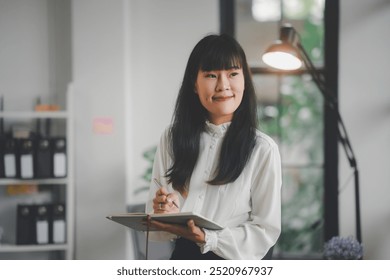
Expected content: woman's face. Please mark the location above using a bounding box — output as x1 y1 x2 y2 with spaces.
195 67 245 125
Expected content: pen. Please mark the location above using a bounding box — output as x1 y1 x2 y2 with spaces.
153 178 179 209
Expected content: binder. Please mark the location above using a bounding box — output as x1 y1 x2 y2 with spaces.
16 204 36 245
0 136 5 178
35 138 52 178
52 137 67 178
0 96 4 178
18 138 35 179
35 204 50 244
34 110 53 178
51 203 66 243
3 137 18 178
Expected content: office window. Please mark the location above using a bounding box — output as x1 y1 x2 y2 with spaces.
235 0 326 257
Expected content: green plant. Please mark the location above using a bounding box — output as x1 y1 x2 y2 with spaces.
133 146 157 196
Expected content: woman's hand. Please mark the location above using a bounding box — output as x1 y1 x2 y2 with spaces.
148 218 206 244
151 185 205 243
152 186 180 214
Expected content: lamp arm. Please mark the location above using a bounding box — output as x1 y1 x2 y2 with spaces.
297 42 362 243
297 43 333 103
335 108 362 244
297 42 357 167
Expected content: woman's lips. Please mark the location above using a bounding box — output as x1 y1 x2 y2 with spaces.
212 95 234 102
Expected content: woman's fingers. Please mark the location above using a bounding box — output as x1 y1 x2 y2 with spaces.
156 186 169 196
149 219 205 243
153 187 180 213
166 192 180 209
187 219 195 230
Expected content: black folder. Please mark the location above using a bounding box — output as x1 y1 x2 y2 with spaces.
0 96 4 178
16 204 36 245
51 203 66 243
35 204 50 244
3 137 18 178
0 136 5 178
18 138 35 179
35 138 52 178
51 138 67 178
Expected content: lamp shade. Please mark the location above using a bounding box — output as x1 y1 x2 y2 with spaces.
262 39 302 70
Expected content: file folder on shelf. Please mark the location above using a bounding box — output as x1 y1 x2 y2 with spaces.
0 136 5 178
3 137 18 178
51 203 66 243
35 138 52 178
16 204 36 245
35 204 50 244
0 96 4 178
52 138 67 178
18 138 35 179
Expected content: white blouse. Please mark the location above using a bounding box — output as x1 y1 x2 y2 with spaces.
146 121 282 260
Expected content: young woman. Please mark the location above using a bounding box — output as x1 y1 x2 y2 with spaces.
146 34 282 260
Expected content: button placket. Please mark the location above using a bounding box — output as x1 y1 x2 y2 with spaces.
210 138 216 150
205 137 217 178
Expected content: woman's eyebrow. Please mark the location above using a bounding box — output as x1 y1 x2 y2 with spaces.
202 66 241 71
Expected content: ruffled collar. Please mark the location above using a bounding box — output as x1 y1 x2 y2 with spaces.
205 121 231 138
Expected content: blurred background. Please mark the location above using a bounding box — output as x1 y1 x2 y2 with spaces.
0 0 389 260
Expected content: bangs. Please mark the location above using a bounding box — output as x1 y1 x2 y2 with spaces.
198 38 244 71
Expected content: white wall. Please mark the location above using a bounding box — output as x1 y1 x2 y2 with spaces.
71 0 127 259
339 0 390 259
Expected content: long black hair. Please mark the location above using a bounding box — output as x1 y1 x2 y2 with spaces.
166 34 258 193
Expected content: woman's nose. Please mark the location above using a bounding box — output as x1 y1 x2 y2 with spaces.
216 75 230 91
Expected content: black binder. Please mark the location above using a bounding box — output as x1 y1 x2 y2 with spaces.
3 137 18 178
52 137 67 178
35 204 50 244
0 136 5 178
35 138 52 178
16 204 36 245
18 138 35 179
51 203 66 243
0 96 4 178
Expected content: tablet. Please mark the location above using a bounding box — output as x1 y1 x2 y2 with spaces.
107 212 223 231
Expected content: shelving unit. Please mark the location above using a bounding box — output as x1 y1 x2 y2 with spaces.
0 85 74 260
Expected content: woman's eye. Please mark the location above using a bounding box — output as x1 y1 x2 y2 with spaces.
230 72 239 77
205 73 217 78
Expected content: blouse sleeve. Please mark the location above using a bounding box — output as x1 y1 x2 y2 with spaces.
199 139 282 259
145 127 177 241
